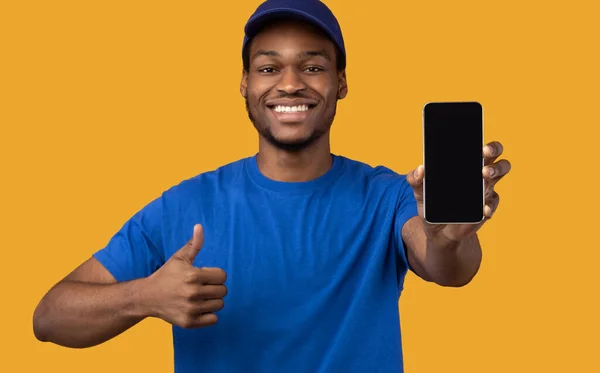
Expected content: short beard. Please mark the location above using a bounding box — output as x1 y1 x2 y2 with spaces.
245 98 335 153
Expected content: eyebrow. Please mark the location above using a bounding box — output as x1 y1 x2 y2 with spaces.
300 50 331 61
253 50 281 60
252 49 331 62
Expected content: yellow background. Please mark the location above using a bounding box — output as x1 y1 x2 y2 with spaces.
1 0 598 372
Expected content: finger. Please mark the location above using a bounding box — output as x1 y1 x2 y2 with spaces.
484 192 500 219
196 313 218 327
174 224 204 264
199 284 228 299
180 313 218 329
483 141 504 165
197 299 225 314
181 283 227 302
198 267 227 285
406 165 424 202
483 159 512 189
185 299 225 317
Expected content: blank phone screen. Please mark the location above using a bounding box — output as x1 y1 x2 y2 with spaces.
423 102 484 223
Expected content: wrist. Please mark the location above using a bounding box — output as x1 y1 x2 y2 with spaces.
427 235 460 254
125 277 159 320
428 231 477 253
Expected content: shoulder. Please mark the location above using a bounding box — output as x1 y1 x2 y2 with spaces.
161 157 250 202
337 155 411 193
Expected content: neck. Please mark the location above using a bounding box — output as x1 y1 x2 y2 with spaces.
256 134 333 182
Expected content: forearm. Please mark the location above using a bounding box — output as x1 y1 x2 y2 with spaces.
33 278 153 348
423 234 483 287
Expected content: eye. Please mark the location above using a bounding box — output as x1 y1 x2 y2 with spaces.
258 67 276 73
305 66 324 73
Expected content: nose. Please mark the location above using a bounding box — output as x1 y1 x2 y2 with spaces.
276 68 306 95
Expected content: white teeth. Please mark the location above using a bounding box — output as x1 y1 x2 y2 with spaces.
273 105 310 113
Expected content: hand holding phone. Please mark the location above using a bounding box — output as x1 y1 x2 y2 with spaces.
405 101 512 244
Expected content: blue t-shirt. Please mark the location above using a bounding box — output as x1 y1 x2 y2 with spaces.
93 154 418 373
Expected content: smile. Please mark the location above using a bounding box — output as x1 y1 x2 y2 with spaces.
266 103 316 123
273 105 310 113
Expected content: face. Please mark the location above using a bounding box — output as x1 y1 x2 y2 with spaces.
241 20 348 152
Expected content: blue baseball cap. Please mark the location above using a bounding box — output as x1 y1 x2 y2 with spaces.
242 0 346 69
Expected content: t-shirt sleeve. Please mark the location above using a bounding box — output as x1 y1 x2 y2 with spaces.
393 178 419 271
93 196 166 283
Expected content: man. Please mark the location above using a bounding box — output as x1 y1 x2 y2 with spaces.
33 1 511 372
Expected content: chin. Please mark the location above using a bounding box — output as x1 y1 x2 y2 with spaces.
272 128 313 140
272 131 313 144
264 129 323 152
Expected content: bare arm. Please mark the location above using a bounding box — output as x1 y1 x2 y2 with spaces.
401 216 482 287
32 257 152 348
33 225 227 349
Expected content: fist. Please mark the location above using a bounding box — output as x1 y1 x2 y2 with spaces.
146 224 227 329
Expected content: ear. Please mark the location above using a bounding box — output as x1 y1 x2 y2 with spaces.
240 69 249 98
337 70 348 100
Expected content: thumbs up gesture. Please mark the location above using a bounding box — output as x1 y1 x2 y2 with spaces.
145 224 227 329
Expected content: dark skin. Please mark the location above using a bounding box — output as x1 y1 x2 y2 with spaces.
241 20 347 182
32 19 511 349
33 225 225 348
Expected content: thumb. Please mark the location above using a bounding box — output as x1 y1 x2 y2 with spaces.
406 165 424 203
176 224 204 264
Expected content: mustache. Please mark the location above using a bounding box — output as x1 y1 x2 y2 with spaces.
266 92 318 100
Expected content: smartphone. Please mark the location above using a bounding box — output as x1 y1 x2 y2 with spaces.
423 102 484 224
